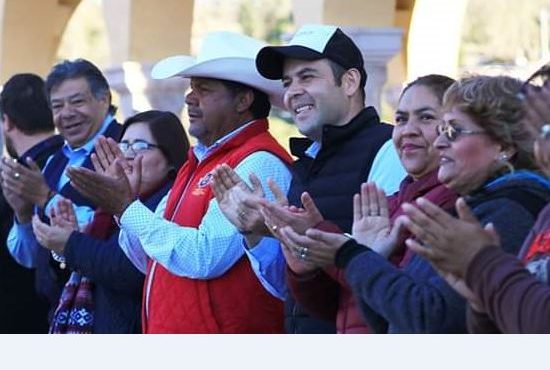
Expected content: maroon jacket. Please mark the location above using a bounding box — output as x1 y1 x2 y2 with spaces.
466 203 550 333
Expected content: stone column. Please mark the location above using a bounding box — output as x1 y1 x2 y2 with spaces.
342 27 402 112
104 62 189 120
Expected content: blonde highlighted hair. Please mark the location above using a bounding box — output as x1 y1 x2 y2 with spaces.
443 75 536 171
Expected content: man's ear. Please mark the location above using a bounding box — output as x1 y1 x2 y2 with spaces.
341 68 362 97
2 114 13 132
235 89 255 114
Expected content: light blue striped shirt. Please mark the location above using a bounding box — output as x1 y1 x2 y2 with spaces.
117 121 292 279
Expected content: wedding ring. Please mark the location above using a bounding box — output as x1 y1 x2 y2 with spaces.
271 225 278 232
13 172 20 179
239 210 246 218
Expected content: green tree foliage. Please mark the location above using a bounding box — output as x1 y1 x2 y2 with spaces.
238 0 293 44
461 0 550 65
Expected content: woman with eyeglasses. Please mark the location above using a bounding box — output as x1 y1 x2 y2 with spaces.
31 110 190 333
279 75 550 333
401 72 550 333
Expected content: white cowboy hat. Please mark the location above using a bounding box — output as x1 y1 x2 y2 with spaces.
151 31 284 107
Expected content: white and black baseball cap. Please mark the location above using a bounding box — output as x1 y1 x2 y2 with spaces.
256 24 366 88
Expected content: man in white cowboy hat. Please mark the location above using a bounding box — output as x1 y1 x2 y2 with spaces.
65 31 293 333
212 24 406 334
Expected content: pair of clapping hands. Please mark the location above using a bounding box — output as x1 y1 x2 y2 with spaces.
31 136 143 256
211 165 404 275
0 156 53 223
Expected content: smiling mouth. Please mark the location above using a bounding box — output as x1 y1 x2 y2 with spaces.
294 104 313 115
64 122 82 131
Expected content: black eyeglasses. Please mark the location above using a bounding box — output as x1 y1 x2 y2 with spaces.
118 140 160 154
521 63 550 94
436 123 486 142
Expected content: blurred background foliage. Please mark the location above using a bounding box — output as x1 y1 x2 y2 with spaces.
57 0 550 149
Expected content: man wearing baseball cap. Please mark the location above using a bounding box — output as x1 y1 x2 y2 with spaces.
239 24 406 333
66 31 293 333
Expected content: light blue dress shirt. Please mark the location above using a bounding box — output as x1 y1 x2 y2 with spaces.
7 115 114 268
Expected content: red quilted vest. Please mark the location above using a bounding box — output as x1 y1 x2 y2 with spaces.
143 119 292 333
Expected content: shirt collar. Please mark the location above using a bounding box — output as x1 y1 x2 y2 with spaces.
62 114 114 157
304 141 321 159
193 120 255 162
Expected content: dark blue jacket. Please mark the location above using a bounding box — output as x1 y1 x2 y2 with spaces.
63 180 172 333
0 135 64 333
336 172 550 333
285 107 393 334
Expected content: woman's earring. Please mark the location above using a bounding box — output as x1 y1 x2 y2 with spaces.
497 152 515 174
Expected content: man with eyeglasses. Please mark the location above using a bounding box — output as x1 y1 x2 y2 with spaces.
4 59 122 323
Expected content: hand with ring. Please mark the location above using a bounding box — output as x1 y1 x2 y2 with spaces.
211 164 271 241
278 225 350 269
0 156 52 209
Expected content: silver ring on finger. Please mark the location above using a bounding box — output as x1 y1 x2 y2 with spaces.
13 172 20 179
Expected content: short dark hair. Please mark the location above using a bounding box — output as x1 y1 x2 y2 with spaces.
45 58 117 115
0 73 54 134
401 74 455 104
328 60 366 101
121 110 190 178
219 79 271 119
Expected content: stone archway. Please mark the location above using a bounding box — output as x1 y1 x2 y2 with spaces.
0 0 81 80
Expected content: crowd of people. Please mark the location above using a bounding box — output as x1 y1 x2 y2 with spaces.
0 23 548 334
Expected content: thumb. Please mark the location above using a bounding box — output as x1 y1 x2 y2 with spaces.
483 222 501 246
301 192 321 217
25 157 41 172
455 197 478 224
